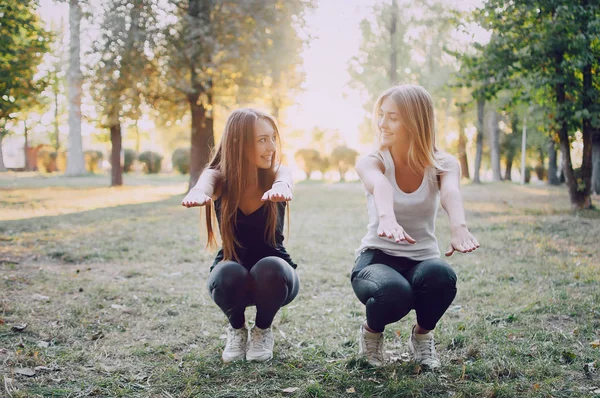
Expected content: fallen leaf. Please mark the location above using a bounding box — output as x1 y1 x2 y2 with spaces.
346 387 356 393
282 387 298 393
15 368 36 377
0 319 4 325
111 304 124 310
32 294 50 302
562 350 576 363
279 330 286 339
37 341 50 349
590 340 600 348
11 323 27 332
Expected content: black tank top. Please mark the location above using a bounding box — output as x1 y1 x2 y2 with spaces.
211 198 296 271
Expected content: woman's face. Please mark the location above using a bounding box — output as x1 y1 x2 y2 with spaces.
378 96 408 147
251 118 277 169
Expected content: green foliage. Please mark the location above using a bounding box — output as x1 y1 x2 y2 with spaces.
348 0 459 112
171 148 190 175
123 149 136 173
84 150 103 174
36 147 60 173
294 148 327 180
138 151 162 174
155 0 312 137
0 0 52 138
330 146 359 182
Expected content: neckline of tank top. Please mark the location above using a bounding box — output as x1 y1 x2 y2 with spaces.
383 149 431 196
235 201 286 217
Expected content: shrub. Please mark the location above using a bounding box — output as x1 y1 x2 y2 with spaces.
171 148 190 174
84 150 103 173
138 151 163 174
330 146 359 181
123 149 137 173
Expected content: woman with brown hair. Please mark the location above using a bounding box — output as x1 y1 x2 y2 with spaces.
182 108 298 363
352 85 479 369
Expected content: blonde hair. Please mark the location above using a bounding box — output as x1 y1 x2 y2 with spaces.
373 84 447 174
204 108 282 263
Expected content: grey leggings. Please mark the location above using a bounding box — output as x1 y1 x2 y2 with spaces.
351 249 457 333
207 256 299 329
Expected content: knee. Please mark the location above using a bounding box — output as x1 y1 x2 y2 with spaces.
354 269 412 307
374 280 413 308
415 260 457 290
251 257 289 285
208 261 247 293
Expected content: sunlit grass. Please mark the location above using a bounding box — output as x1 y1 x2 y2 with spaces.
1 176 599 397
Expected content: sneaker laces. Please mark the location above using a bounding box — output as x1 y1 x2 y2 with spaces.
416 336 437 362
226 327 246 352
251 328 271 350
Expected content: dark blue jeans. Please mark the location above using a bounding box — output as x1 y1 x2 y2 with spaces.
351 249 457 333
208 256 299 329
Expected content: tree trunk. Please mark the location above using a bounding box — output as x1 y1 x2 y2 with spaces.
54 89 60 152
504 157 513 181
65 0 85 175
0 133 6 172
555 52 591 209
558 150 566 183
592 129 600 195
504 114 518 181
188 99 214 190
135 119 140 154
23 120 30 171
388 0 398 84
271 71 281 119
547 138 559 185
578 53 593 206
473 98 485 183
489 111 502 181
457 104 470 179
110 123 123 186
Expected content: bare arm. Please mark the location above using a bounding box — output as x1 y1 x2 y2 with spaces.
262 165 293 202
356 156 415 244
439 156 480 256
181 168 220 208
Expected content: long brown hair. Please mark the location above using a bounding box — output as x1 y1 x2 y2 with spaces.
373 84 448 175
204 108 282 263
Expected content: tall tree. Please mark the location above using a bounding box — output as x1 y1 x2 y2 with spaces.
158 0 310 190
0 0 51 171
476 0 599 209
90 0 157 186
64 0 85 175
456 102 470 179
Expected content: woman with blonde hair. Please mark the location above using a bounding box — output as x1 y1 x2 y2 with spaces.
352 85 479 369
182 108 298 363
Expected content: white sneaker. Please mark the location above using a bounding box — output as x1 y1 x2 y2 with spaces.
358 324 385 367
408 325 441 370
246 326 274 362
222 325 247 363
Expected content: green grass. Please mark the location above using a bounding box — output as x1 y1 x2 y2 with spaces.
1 175 599 397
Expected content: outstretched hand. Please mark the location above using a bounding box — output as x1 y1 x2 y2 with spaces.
445 227 480 256
181 189 212 208
261 183 292 202
377 217 416 244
